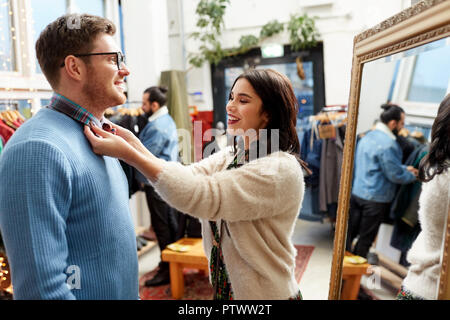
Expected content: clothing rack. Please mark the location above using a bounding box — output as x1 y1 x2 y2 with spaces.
297 111 347 224
105 106 144 117
0 110 26 147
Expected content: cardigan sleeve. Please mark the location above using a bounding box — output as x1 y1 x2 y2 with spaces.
152 152 304 222
0 140 75 300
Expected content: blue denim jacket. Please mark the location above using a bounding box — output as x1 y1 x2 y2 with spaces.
352 125 416 203
136 110 178 185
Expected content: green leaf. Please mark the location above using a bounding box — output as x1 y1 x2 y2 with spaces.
239 35 259 49
260 20 284 39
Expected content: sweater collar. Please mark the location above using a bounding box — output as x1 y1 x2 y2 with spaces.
375 121 396 140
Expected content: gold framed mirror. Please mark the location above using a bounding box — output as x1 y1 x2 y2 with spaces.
329 0 450 300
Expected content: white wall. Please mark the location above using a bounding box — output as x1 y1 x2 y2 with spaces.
166 0 411 111
357 58 398 134
121 0 171 103
121 0 172 230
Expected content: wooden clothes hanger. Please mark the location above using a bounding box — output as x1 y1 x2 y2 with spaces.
12 110 25 123
2 111 15 123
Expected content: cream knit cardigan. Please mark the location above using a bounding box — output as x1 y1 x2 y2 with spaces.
152 147 305 299
402 167 450 299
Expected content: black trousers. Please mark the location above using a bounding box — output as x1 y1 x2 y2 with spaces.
144 185 179 270
346 195 391 258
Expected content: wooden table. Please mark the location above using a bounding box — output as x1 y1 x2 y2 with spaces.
341 252 371 300
161 238 209 299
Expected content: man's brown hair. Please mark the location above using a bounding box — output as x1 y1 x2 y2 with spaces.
35 13 116 89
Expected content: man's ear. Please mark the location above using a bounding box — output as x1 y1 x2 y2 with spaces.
387 119 397 131
62 55 84 81
151 101 160 112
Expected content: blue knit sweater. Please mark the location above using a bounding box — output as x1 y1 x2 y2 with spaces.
0 108 138 300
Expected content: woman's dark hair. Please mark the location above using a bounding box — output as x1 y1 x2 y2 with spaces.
380 103 404 124
144 86 168 106
229 69 308 169
418 94 450 182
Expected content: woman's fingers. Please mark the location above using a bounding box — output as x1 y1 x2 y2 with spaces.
84 125 114 155
84 125 98 142
112 123 135 141
90 123 114 138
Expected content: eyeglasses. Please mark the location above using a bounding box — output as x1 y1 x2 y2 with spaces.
60 52 126 70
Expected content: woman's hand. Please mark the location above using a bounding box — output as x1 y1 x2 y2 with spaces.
84 124 138 163
84 124 164 182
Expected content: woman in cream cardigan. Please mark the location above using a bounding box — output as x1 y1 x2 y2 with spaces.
398 94 450 300
85 69 307 300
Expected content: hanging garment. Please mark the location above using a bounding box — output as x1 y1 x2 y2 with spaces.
0 121 15 144
299 185 323 222
299 122 324 221
390 145 428 252
300 122 322 187
319 124 345 213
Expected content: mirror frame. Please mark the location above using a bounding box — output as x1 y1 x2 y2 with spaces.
328 0 450 300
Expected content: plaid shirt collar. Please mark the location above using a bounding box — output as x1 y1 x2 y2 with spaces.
47 93 103 127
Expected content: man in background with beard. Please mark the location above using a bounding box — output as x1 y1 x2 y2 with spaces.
346 103 418 259
0 14 138 299
137 86 180 287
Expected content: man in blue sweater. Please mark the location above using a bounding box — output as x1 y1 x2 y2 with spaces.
0 14 138 299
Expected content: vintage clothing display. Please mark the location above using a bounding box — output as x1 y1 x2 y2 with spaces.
297 112 346 222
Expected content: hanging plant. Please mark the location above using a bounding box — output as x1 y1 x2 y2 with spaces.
188 0 230 68
260 20 285 39
238 35 260 52
287 13 320 51
189 0 320 68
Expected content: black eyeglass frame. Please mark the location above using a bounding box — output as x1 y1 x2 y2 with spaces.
60 51 126 70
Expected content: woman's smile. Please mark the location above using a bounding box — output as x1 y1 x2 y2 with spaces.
227 114 241 125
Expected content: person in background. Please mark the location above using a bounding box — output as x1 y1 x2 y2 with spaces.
0 14 138 299
398 94 450 300
346 103 418 258
84 69 306 300
138 86 180 287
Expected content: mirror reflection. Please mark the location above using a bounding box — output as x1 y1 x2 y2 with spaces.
344 37 450 300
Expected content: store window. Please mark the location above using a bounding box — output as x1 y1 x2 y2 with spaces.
31 0 66 73
407 41 450 104
0 99 32 118
31 0 105 73
0 0 16 72
71 0 105 17
390 37 449 119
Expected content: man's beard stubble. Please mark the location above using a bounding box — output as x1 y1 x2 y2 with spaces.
82 68 126 117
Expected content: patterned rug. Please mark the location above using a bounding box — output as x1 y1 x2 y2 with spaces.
139 244 315 300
